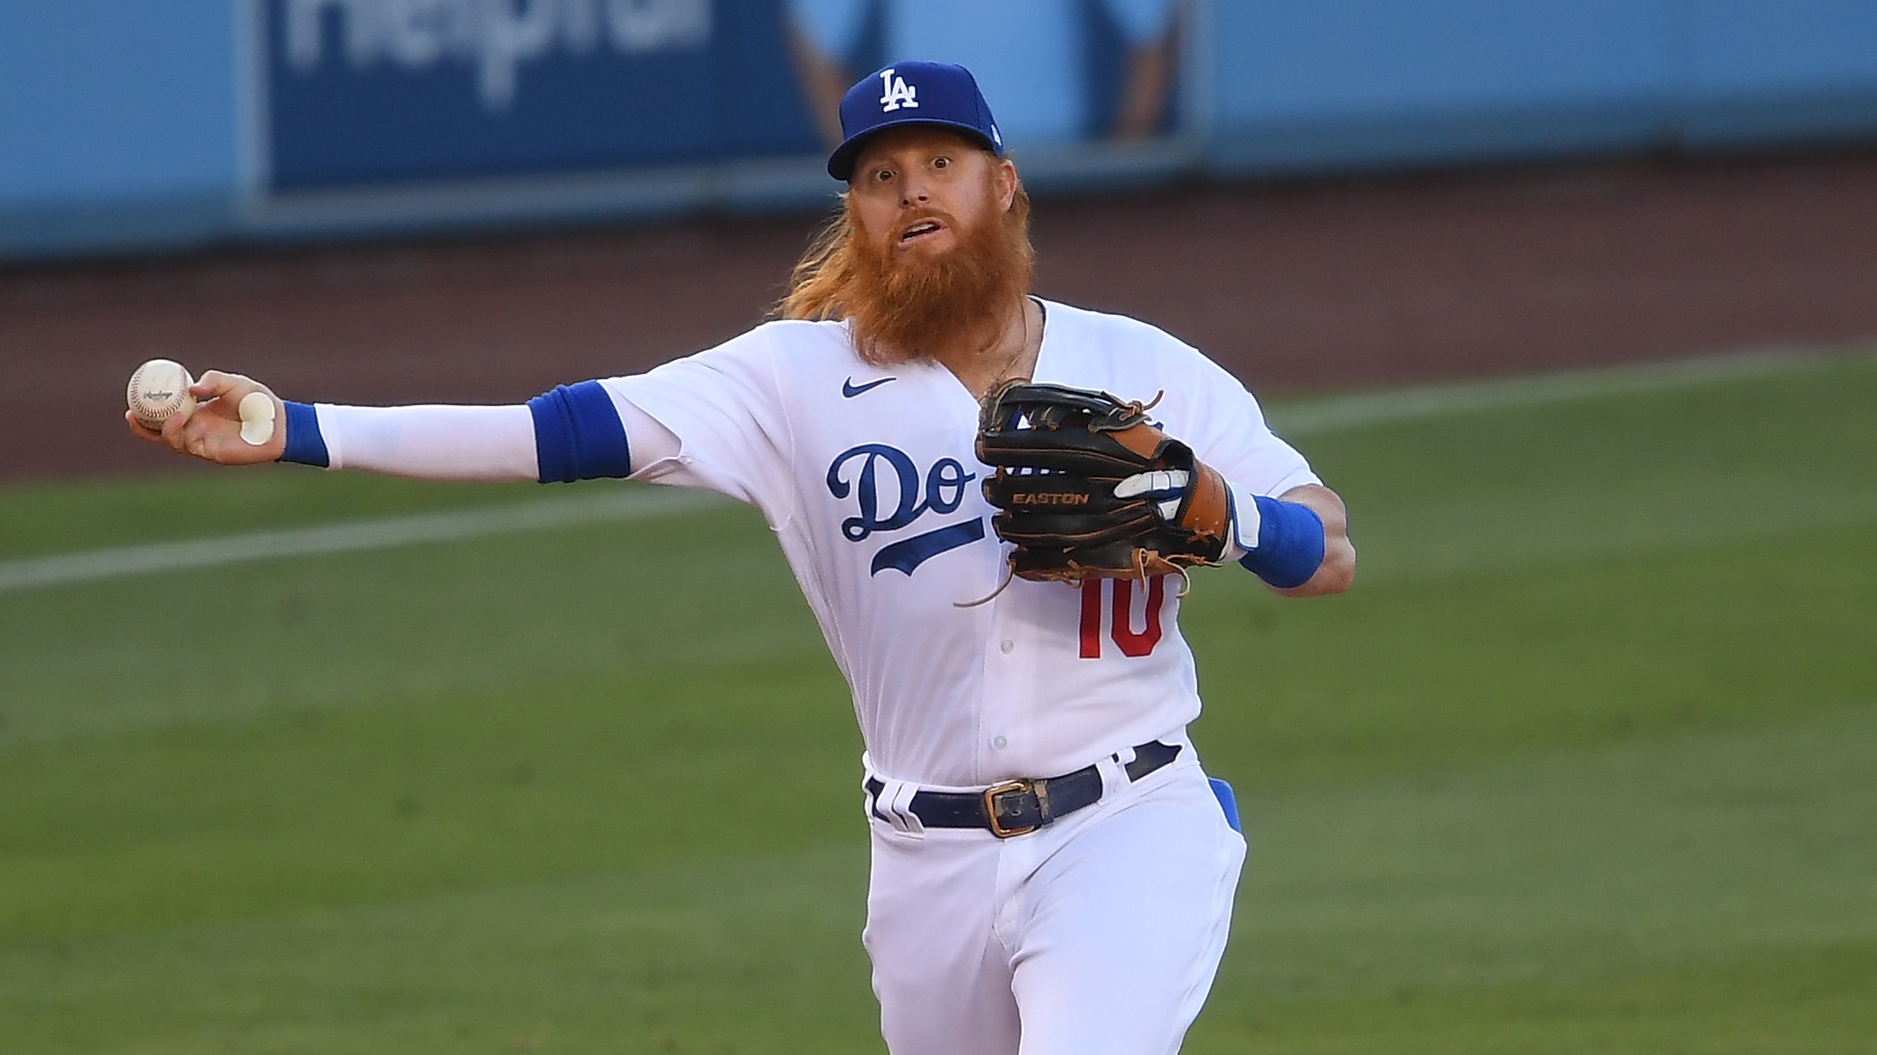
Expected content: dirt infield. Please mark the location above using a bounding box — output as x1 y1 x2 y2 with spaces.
7 150 1877 481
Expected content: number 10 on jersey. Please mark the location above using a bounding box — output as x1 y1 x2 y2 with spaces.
1078 577 1168 658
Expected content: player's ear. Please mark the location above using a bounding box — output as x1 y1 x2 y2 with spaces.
994 158 1018 212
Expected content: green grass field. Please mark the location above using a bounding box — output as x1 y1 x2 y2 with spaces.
2 352 1873 1053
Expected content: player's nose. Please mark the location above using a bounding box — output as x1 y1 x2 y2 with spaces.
898 175 932 206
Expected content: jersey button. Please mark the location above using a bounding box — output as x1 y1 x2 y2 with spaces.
992 736 1008 750
999 639 1014 654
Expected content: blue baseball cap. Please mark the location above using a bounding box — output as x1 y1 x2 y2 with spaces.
827 61 1005 181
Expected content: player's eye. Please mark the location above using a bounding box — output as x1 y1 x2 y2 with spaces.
932 156 951 170
872 167 895 183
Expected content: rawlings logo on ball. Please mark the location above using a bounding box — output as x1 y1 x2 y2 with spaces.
126 359 196 431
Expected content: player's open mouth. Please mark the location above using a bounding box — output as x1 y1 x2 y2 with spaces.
899 220 943 244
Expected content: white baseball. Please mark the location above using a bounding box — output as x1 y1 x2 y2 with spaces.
127 359 195 431
238 391 277 446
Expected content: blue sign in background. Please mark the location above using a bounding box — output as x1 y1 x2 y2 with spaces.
266 0 822 190
7 0 1877 257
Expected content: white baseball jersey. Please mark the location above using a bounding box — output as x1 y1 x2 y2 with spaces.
604 299 1319 789
304 298 1316 788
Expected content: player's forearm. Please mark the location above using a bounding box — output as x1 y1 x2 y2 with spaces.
1265 485 1355 597
281 402 539 481
281 380 650 484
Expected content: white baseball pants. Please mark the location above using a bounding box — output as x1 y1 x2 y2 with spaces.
862 755 1246 1055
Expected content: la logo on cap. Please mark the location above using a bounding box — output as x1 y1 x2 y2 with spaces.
879 67 919 113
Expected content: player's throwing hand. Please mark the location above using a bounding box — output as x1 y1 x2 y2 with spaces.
126 369 286 466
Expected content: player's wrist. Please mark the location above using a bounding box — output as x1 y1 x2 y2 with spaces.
279 401 331 467
1231 491 1326 589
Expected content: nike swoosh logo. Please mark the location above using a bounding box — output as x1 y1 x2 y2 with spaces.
842 376 897 398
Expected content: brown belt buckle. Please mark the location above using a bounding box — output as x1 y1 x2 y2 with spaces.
984 779 1039 838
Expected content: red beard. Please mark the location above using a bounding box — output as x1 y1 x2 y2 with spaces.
843 200 1034 366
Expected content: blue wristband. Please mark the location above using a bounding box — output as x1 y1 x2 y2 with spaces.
1239 495 1325 589
279 401 330 467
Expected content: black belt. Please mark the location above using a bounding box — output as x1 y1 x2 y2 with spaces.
866 740 1182 838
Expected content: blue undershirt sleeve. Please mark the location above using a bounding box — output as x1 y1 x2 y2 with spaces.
1239 495 1326 589
279 401 330 468
528 381 632 484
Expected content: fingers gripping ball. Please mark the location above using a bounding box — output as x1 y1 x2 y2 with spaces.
126 359 196 431
975 381 1230 584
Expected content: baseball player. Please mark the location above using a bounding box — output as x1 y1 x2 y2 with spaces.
133 61 1354 1055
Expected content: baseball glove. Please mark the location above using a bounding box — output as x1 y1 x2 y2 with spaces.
975 381 1230 584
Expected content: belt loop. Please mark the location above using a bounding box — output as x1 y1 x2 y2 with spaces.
873 776 926 837
1095 752 1129 801
858 754 878 823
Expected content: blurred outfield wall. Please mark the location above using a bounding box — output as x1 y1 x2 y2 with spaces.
4 0 1877 260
